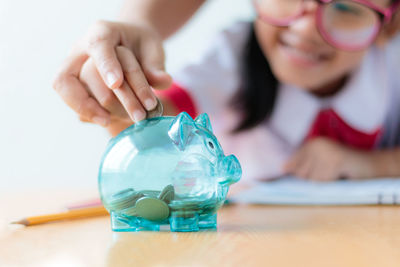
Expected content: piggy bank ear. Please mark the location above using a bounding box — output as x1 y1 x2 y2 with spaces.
168 112 195 151
195 113 212 132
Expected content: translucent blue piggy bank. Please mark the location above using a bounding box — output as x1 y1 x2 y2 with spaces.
98 112 241 232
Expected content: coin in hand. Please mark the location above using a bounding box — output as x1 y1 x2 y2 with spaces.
146 98 163 119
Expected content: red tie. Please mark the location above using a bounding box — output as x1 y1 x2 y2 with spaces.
305 108 382 150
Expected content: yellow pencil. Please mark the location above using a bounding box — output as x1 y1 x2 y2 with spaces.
11 206 109 226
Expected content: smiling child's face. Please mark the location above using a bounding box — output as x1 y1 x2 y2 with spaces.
255 0 394 93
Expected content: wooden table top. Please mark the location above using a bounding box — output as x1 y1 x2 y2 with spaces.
1 189 400 267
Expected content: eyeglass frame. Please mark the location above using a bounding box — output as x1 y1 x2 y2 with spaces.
253 0 400 51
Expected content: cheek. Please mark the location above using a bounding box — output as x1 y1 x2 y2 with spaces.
254 21 280 60
329 52 366 76
296 51 367 90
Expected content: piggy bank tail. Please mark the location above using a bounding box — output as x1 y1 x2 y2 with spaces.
217 155 242 186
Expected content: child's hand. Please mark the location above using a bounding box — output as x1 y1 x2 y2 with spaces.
78 47 150 126
283 137 373 181
53 21 172 127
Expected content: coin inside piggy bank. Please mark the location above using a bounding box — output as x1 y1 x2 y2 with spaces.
98 112 242 232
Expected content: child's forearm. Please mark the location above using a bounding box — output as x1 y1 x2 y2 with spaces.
118 0 205 39
363 148 400 178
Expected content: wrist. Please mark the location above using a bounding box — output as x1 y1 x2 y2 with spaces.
116 10 163 39
117 18 157 32
339 149 368 180
367 149 400 178
347 149 400 179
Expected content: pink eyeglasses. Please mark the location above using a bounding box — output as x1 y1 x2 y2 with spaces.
254 0 400 51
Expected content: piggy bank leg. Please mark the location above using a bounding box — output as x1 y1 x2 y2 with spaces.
169 210 200 232
111 212 160 232
198 213 217 229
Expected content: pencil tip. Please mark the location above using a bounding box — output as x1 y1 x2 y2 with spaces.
10 219 28 226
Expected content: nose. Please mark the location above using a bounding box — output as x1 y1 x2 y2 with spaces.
303 0 318 14
288 1 325 46
217 155 242 186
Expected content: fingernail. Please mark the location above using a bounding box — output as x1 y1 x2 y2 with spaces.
133 110 146 123
106 72 118 88
93 116 109 127
152 69 166 76
144 98 157 110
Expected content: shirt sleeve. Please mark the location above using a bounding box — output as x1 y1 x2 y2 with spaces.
156 82 198 119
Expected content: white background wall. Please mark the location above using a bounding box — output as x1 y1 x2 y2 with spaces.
0 0 254 191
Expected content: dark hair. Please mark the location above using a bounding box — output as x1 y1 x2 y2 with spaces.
230 23 278 132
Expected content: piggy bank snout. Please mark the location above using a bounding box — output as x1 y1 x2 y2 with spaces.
217 155 241 185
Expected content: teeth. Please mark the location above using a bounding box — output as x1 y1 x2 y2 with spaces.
285 45 320 62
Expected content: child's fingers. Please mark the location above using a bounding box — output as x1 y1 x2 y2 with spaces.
86 21 124 90
305 156 326 181
53 50 110 127
116 46 157 111
282 159 295 174
113 81 147 123
80 58 128 119
137 34 172 90
310 165 334 181
295 157 313 179
283 148 304 174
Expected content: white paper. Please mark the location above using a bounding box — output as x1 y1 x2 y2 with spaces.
229 177 400 205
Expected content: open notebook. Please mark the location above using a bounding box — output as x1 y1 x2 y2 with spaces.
229 177 400 205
